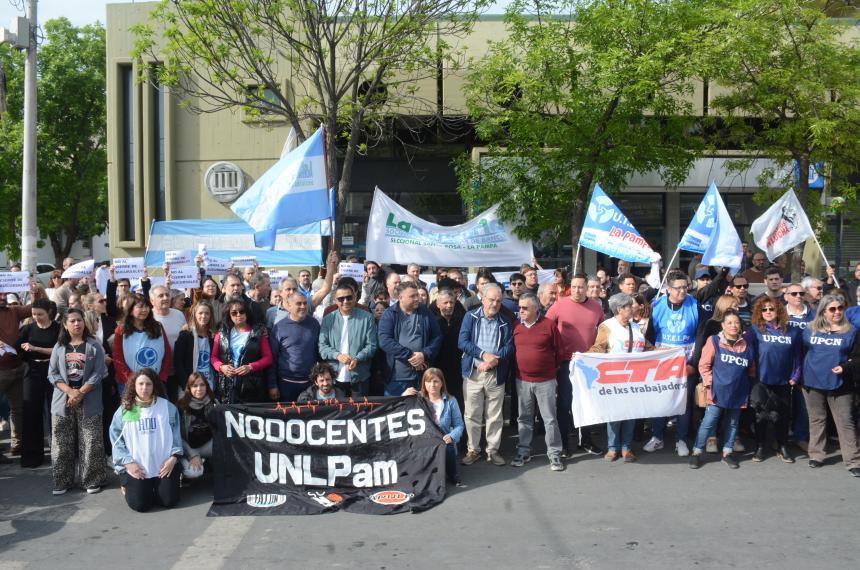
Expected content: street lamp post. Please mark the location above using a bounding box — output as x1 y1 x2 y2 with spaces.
20 0 38 273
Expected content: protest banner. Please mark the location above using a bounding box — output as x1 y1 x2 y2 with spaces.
204 257 231 276
113 257 145 280
578 184 655 264
266 270 291 288
0 272 30 293
169 266 200 289
569 348 687 427
338 262 365 281
61 259 94 279
366 188 533 266
208 398 447 516
230 256 258 268
164 249 195 266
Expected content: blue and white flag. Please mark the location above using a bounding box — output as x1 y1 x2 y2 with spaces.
579 184 654 264
231 127 330 235
678 182 719 254
701 188 742 272
145 219 323 267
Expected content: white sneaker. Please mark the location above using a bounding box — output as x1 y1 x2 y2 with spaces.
705 437 719 453
676 440 690 457
733 438 745 453
643 437 664 453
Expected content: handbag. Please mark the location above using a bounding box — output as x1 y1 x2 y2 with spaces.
695 382 708 408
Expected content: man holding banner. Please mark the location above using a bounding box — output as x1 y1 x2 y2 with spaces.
643 270 701 457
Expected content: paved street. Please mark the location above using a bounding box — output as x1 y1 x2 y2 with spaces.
1 425 857 570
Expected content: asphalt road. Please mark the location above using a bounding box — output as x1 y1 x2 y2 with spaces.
1 425 857 570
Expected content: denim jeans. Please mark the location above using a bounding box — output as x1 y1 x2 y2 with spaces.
445 442 460 483
694 405 741 454
650 376 695 444
791 385 809 441
607 420 635 452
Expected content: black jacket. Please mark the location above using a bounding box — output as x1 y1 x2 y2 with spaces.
174 329 214 391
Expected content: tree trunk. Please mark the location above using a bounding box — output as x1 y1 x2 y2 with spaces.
792 154 811 282
570 173 595 272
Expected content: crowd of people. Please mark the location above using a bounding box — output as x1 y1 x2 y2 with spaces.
1 249 859 512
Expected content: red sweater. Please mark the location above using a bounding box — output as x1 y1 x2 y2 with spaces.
513 316 562 382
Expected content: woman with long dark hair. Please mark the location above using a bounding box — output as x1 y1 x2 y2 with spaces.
211 299 272 403
48 309 108 495
801 293 860 476
112 294 171 396
110 368 183 511
17 299 60 467
177 372 215 480
748 295 801 463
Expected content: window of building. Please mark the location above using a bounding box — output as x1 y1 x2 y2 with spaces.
245 85 281 115
152 74 166 221
120 65 135 241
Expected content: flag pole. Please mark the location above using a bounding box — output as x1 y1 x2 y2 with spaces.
655 246 680 297
572 244 581 275
810 233 839 288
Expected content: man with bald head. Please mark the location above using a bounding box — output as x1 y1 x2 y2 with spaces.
150 285 186 400
269 291 320 401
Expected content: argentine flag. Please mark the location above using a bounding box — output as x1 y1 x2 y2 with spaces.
232 127 331 239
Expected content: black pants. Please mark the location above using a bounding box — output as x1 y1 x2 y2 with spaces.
754 384 792 447
123 467 181 512
21 362 51 468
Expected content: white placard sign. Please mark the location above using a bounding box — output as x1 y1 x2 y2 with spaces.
113 257 145 280
169 266 200 289
164 249 195 266
205 257 230 276
266 270 292 288
61 259 94 279
230 255 257 267
338 262 365 281
0 272 30 293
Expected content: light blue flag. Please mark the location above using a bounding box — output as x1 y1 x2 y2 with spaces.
231 127 331 236
678 182 719 254
701 188 742 272
578 184 654 264
145 219 323 267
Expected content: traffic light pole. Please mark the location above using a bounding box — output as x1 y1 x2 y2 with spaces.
20 0 37 272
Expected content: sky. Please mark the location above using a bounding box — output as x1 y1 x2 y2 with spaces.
0 0 511 29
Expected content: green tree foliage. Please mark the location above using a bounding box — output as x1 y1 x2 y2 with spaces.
457 0 708 260
133 0 490 247
0 18 107 265
703 0 860 248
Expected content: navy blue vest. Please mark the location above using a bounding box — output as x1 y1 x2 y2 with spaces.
802 327 857 391
751 325 801 386
710 336 754 409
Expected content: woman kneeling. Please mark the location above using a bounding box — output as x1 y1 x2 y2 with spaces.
110 368 183 511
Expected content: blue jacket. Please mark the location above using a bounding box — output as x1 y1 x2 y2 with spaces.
458 306 515 385
433 394 464 444
378 302 442 384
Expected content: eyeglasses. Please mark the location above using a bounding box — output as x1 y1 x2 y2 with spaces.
761 307 775 313
827 306 844 313
809 286 823 290
517 305 531 311
669 285 688 291
786 291 803 297
230 310 246 316
336 295 354 302
732 284 749 289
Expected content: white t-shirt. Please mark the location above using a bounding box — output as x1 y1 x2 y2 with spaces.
337 315 350 384
155 309 186 351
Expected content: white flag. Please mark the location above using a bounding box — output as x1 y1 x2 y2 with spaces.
750 189 815 261
701 189 742 272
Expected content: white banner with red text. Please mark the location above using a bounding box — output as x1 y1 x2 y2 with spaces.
570 348 688 427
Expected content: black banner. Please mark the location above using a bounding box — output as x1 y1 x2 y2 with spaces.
207 397 447 515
